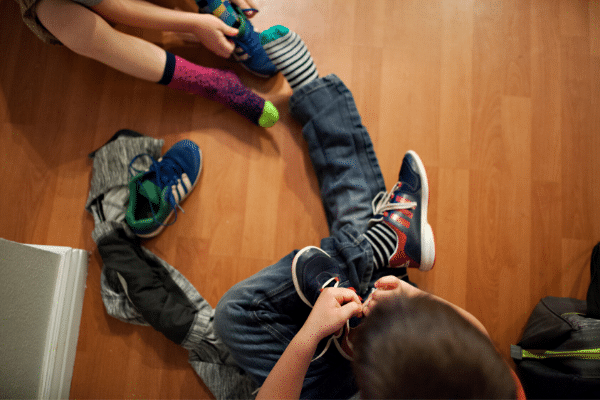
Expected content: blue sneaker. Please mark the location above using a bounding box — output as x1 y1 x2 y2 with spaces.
291 246 346 308
230 5 278 78
126 140 202 238
291 246 356 361
196 1 277 77
369 150 435 271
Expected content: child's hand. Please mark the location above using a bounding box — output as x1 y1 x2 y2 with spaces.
230 0 259 18
362 275 421 317
299 287 362 344
193 14 239 58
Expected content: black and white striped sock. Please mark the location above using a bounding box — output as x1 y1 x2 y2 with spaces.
261 26 319 91
364 223 397 270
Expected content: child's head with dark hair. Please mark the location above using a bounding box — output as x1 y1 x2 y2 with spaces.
352 294 516 399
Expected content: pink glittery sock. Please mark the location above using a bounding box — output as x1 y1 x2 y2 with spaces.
166 55 266 125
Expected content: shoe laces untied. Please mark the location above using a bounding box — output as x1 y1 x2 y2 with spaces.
128 153 187 228
311 276 350 362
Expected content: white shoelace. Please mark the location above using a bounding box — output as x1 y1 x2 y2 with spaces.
310 277 342 362
312 321 347 362
371 182 417 215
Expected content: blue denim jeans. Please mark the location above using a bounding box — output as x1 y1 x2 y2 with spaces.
214 75 389 399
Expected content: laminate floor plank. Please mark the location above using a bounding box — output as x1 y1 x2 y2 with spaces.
0 0 597 397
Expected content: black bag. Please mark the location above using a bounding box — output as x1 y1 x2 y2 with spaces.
511 243 600 399
587 243 600 319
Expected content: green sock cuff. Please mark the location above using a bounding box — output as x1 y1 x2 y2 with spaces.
258 101 279 128
260 25 290 45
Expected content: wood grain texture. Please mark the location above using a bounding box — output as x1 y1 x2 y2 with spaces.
531 0 561 182
1 0 598 397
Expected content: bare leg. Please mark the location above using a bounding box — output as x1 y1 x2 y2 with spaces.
35 0 279 127
37 0 166 82
90 0 237 58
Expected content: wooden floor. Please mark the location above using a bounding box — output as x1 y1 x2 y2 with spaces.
1 0 599 397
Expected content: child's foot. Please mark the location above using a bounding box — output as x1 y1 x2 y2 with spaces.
197 0 278 77
292 246 352 361
291 246 356 361
165 55 278 127
197 0 239 26
365 151 436 271
292 246 344 308
230 5 278 77
260 26 319 91
257 101 278 128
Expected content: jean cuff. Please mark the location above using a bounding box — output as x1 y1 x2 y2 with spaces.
288 74 344 113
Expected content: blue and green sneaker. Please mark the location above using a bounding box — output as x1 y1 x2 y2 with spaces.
197 0 277 77
126 140 202 238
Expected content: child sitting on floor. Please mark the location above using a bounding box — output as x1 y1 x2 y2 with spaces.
17 0 279 127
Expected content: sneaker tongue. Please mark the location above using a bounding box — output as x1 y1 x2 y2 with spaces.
139 180 162 206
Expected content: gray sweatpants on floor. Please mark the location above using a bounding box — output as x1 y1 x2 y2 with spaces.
84 130 257 399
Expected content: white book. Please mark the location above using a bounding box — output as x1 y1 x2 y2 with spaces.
0 238 89 399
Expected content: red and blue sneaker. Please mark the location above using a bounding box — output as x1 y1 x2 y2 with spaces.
369 150 435 271
126 140 202 238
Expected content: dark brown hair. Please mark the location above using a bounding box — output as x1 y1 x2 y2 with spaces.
352 295 516 399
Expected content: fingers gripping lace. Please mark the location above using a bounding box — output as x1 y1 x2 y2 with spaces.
312 320 349 362
319 276 340 292
232 4 263 54
311 277 343 362
371 182 417 215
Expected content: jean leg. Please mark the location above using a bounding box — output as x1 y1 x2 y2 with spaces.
214 252 358 398
289 74 386 236
214 75 384 399
214 252 308 386
215 228 371 398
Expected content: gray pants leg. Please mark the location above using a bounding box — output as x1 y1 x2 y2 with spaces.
85 130 256 399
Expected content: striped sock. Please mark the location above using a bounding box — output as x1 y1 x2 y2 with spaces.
260 26 318 91
364 223 397 270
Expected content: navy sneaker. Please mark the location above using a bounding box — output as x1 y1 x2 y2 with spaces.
229 5 278 77
369 150 435 271
196 1 277 77
126 140 202 238
291 246 357 361
292 246 345 308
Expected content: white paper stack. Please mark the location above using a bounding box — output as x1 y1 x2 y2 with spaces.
0 238 89 399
